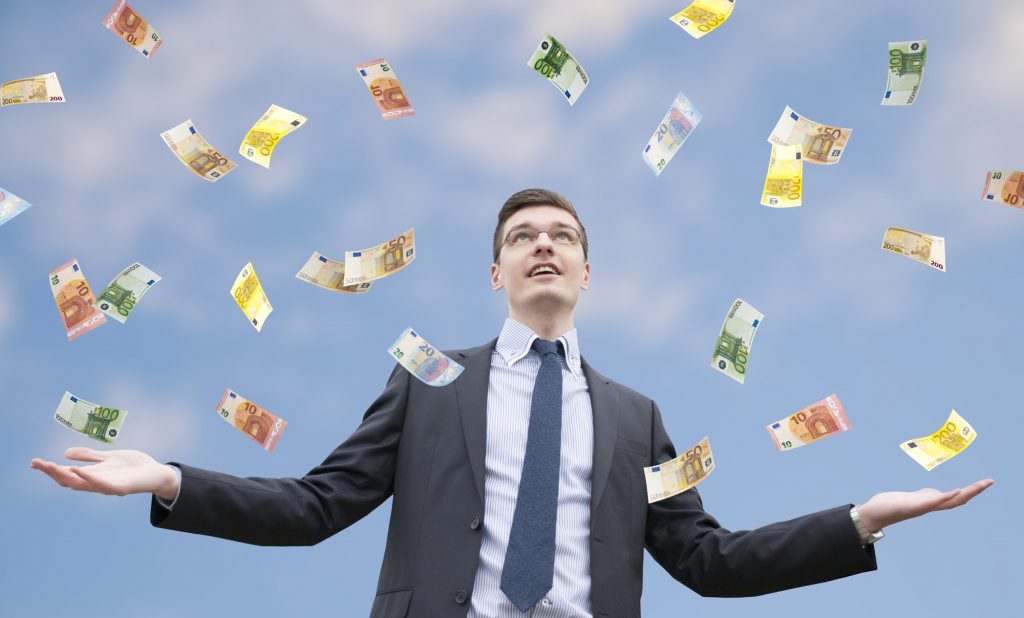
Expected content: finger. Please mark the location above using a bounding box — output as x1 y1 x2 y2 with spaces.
34 461 96 491
945 479 995 507
64 446 111 463
71 466 123 496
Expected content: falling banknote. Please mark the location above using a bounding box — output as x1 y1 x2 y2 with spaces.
94 262 161 323
161 119 237 182
981 170 1024 208
527 34 589 105
900 409 976 471
645 436 716 503
711 298 763 384
642 91 703 176
53 391 126 444
239 104 307 168
1 72 65 106
388 328 464 387
881 227 946 272
881 40 927 106
767 393 852 451
669 0 736 39
760 144 803 207
343 228 416 286
0 187 31 227
231 262 273 332
295 251 373 293
356 59 415 120
768 106 852 165
102 1 163 59
49 259 108 341
216 389 287 452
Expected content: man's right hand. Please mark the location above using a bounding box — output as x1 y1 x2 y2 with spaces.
30 447 180 500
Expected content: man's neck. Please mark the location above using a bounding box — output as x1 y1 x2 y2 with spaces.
507 308 575 340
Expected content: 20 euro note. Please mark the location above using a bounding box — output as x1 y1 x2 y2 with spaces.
760 144 803 207
881 227 946 272
881 40 927 106
527 34 589 105
94 262 161 323
767 393 851 451
981 170 1024 208
295 251 373 293
1 72 65 107
388 328 464 387
669 0 735 39
343 228 415 286
711 298 763 384
900 409 976 471
356 59 415 120
0 187 31 227
161 119 237 182
103 1 163 59
231 262 273 332
216 389 287 452
768 106 852 165
53 391 127 444
642 91 703 176
239 104 307 168
645 436 715 503
50 259 108 341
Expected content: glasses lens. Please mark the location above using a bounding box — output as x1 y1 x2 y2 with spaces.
553 227 579 243
509 228 538 245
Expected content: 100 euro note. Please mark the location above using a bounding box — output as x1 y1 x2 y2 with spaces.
711 298 763 384
161 119 237 182
103 1 163 59
240 104 307 168
296 251 373 293
642 91 702 176
900 409 976 471
881 227 946 272
768 106 852 165
216 389 287 452
767 393 851 451
231 262 273 331
981 170 1024 208
645 436 715 503
356 59 415 120
50 259 108 341
344 228 415 286
760 144 803 207
0 187 31 226
388 328 464 387
881 40 927 105
670 0 736 39
527 34 589 105
1 72 65 106
94 262 162 323
54 391 126 443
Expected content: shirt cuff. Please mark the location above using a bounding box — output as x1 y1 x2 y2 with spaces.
154 464 182 510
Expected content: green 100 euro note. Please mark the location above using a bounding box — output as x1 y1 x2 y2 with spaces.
53 391 127 443
388 328 464 387
94 262 161 323
881 40 927 105
710 298 763 384
644 436 716 503
642 91 702 176
527 34 589 105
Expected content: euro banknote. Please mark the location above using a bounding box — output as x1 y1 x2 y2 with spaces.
295 251 374 293
161 119 237 182
711 298 763 384
767 393 851 451
356 59 415 120
642 91 702 176
527 34 589 105
1 72 65 106
53 391 126 444
0 187 31 226
216 389 287 452
94 262 161 323
103 1 163 59
881 227 946 272
240 104 307 168
669 0 735 39
231 262 273 332
760 144 803 207
981 170 1024 208
49 259 108 341
900 409 976 471
343 228 416 286
881 40 927 105
388 328 464 387
768 106 852 165
645 436 715 503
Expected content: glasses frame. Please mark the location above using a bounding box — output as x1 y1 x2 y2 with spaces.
503 225 582 248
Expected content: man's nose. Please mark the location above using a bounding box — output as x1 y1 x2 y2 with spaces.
532 232 556 253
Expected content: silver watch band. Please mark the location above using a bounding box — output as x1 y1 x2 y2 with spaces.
850 506 885 545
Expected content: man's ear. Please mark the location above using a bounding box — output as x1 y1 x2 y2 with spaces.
580 261 590 290
490 262 503 290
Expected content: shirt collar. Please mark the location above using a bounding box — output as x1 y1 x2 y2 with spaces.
496 317 582 377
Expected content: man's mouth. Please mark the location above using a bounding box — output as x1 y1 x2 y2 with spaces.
528 264 560 277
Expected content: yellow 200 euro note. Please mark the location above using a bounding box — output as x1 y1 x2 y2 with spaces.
231 262 273 332
1 72 65 106
881 227 946 272
239 104 307 168
670 0 735 39
900 409 976 471
645 436 715 503
760 144 803 207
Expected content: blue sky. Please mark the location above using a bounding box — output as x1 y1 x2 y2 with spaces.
2 0 1020 615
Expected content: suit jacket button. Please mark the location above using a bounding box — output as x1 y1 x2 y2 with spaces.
454 590 468 604
470 517 481 530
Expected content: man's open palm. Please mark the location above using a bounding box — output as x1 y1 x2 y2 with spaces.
30 447 177 498
857 478 995 531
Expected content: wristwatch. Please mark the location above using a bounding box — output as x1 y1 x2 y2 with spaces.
850 506 885 546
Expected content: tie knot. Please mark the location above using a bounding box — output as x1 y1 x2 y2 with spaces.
532 338 559 357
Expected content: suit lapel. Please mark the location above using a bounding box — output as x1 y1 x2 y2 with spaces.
583 359 619 518
453 339 497 505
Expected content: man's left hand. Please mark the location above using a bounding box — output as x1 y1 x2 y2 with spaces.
856 478 995 532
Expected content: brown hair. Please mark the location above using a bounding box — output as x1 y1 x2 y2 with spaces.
492 188 588 263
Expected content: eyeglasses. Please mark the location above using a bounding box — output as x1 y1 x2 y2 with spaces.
504 226 581 247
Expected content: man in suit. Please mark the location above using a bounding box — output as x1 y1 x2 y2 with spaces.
32 188 993 617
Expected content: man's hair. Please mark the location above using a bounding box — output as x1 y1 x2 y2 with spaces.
492 188 589 263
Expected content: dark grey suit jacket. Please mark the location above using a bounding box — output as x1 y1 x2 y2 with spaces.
151 339 877 617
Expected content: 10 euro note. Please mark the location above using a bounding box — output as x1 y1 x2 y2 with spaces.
881 40 927 105
161 119 237 182
231 262 273 332
343 228 415 286
356 59 415 120
670 0 735 39
981 170 1024 208
760 144 803 207
50 259 108 341
768 105 852 165
900 409 976 471
1 72 65 106
711 298 763 384
0 187 31 227
94 262 161 323
881 227 946 272
645 436 715 503
527 34 589 105
54 391 126 444
388 328 464 387
240 104 307 168
296 251 373 293
768 393 851 451
642 91 703 176
103 1 163 59
216 389 287 452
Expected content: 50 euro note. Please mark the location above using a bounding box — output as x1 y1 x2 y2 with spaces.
239 104 307 168
161 119 237 182
981 170 1024 208
645 436 716 503
881 227 946 272
103 1 163 59
900 409 976 471
768 106 852 165
768 393 851 451
881 40 927 105
760 144 803 207
1 72 65 106
710 298 763 384
216 389 287 452
356 59 415 120
94 262 161 323
231 262 273 332
0 187 31 227
343 228 415 285
53 391 126 444
527 34 589 105
295 251 373 293
49 259 108 341
642 91 703 176
388 327 464 387
669 0 735 39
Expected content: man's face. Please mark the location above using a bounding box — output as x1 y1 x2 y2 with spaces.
490 205 590 313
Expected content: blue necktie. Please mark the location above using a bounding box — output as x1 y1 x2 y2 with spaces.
501 338 563 612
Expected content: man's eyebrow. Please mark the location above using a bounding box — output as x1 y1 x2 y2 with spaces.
507 220 577 231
